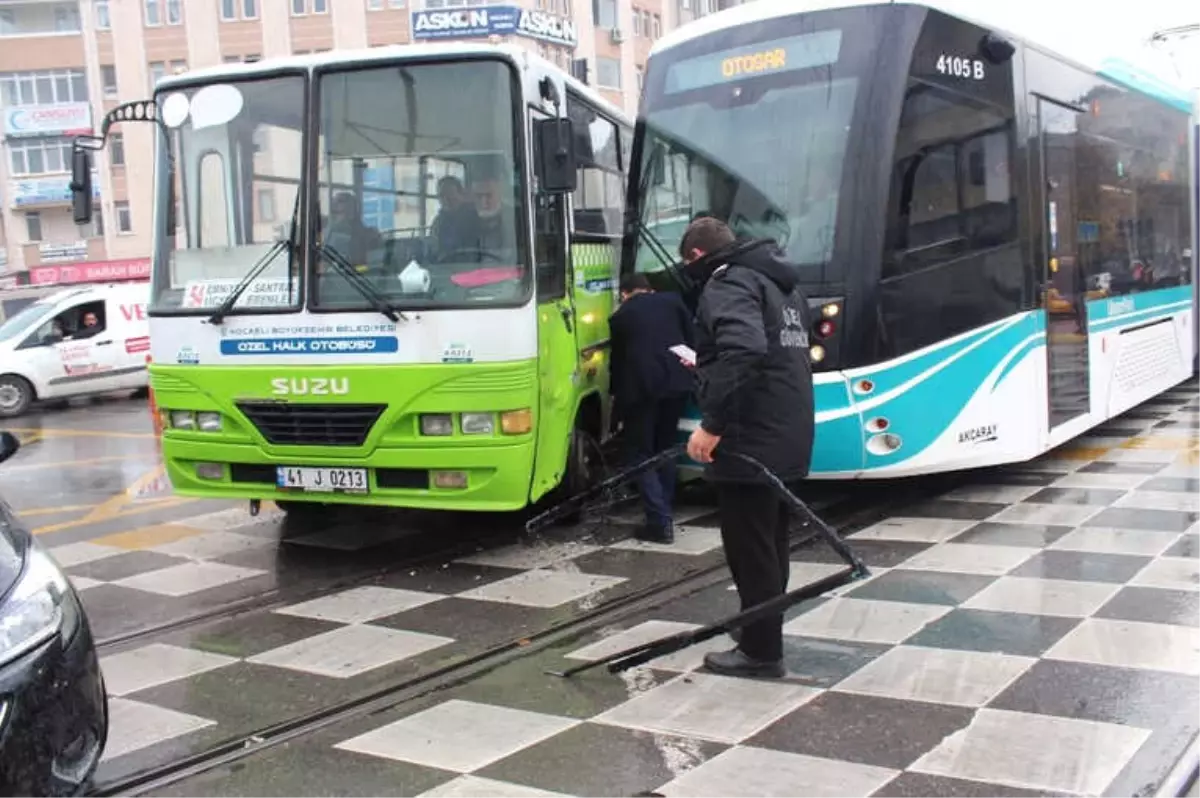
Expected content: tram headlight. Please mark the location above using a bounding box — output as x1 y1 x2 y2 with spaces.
809 345 826 363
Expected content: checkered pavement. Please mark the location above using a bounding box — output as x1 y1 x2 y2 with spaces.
87 386 1198 795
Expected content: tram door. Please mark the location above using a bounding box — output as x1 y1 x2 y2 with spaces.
1036 98 1091 428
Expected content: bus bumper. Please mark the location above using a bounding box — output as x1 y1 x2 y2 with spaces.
160 438 537 512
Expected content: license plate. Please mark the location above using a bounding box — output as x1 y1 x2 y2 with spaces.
276 466 369 493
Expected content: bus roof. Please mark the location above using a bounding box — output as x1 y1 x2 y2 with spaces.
155 41 629 122
651 0 1193 113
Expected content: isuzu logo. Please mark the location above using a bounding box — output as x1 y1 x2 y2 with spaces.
271 377 349 396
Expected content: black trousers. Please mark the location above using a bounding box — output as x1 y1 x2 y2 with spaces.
716 480 792 661
623 394 688 526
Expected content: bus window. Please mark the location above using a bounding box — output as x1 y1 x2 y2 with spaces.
567 94 624 238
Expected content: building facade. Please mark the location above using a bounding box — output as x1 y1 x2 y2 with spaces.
0 0 744 283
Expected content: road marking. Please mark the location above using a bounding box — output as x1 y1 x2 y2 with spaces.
33 496 196 535
3 453 160 471
5 427 158 440
17 504 99 518
91 523 204 550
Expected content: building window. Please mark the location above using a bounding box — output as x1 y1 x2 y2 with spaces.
631 7 642 36
166 0 182 24
242 0 258 18
257 189 276 222
0 69 88 106
170 59 187 75
591 0 615 27
115 201 133 233
92 206 104 237
366 0 383 8
110 133 125 166
94 0 111 29
144 0 161 25
651 13 661 38
54 6 82 31
148 61 166 90
389 0 405 6
223 54 241 63
8 138 73 176
595 56 621 88
25 213 43 243
291 0 305 15
100 65 118 97
220 0 236 20
313 0 327 12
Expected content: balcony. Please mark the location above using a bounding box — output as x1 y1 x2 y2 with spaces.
0 2 82 37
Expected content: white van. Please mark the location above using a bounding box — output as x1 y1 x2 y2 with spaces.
0 282 150 417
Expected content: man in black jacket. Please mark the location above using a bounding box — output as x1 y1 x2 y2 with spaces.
610 273 696 543
680 217 815 678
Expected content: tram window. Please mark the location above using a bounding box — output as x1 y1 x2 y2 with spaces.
885 81 1016 279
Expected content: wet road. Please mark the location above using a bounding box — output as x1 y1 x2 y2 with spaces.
1 387 1196 797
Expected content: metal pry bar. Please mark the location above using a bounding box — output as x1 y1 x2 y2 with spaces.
524 445 685 535
544 449 870 678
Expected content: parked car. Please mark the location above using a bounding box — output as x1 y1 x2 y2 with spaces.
0 431 108 795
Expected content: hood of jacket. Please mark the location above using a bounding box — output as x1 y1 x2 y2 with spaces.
721 238 801 294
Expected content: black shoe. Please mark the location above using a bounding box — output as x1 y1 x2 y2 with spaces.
702 648 785 679
728 627 741 645
634 522 674 544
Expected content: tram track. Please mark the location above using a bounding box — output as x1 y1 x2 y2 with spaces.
88 474 966 797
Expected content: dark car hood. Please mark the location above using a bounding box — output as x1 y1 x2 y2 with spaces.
0 497 29 602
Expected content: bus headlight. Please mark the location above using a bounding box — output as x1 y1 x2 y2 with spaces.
169 410 196 430
500 409 532 435
420 414 454 436
196 412 222 432
461 413 494 435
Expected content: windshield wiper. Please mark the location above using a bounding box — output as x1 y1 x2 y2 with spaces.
209 191 301 325
207 238 289 325
317 242 405 322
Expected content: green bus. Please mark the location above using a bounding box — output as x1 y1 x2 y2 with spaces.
70 44 634 515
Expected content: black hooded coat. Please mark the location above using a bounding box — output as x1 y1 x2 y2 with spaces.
691 238 816 483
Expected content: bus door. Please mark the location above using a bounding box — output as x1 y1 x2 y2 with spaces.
528 105 579 503
1036 97 1091 429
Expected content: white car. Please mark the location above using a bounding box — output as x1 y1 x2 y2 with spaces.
0 283 150 417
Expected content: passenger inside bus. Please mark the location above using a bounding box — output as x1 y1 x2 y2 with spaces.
324 191 382 265
431 176 480 255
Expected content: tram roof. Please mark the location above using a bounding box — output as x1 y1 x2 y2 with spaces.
154 41 628 122
651 0 1193 113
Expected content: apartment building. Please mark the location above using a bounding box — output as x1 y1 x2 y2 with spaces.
0 0 745 284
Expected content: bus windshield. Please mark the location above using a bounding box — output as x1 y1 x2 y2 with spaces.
151 74 305 313
313 60 529 310
633 28 860 286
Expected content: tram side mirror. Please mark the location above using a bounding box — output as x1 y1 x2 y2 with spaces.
0 432 19 465
534 118 577 194
70 147 93 225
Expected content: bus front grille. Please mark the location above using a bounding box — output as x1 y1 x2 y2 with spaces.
236 402 385 446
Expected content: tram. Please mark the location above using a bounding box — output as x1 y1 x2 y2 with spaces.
624 0 1197 478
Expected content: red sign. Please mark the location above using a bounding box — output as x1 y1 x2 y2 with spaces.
120 303 148 322
125 336 151 354
29 258 150 286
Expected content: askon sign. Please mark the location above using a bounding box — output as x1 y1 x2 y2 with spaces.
3 103 93 139
411 5 577 48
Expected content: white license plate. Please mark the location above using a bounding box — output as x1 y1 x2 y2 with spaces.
276 466 369 493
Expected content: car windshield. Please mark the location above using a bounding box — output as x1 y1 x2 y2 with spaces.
0 300 53 342
632 29 859 286
150 75 304 312
312 59 529 309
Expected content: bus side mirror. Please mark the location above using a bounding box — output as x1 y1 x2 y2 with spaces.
534 118 577 194
70 147 93 225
